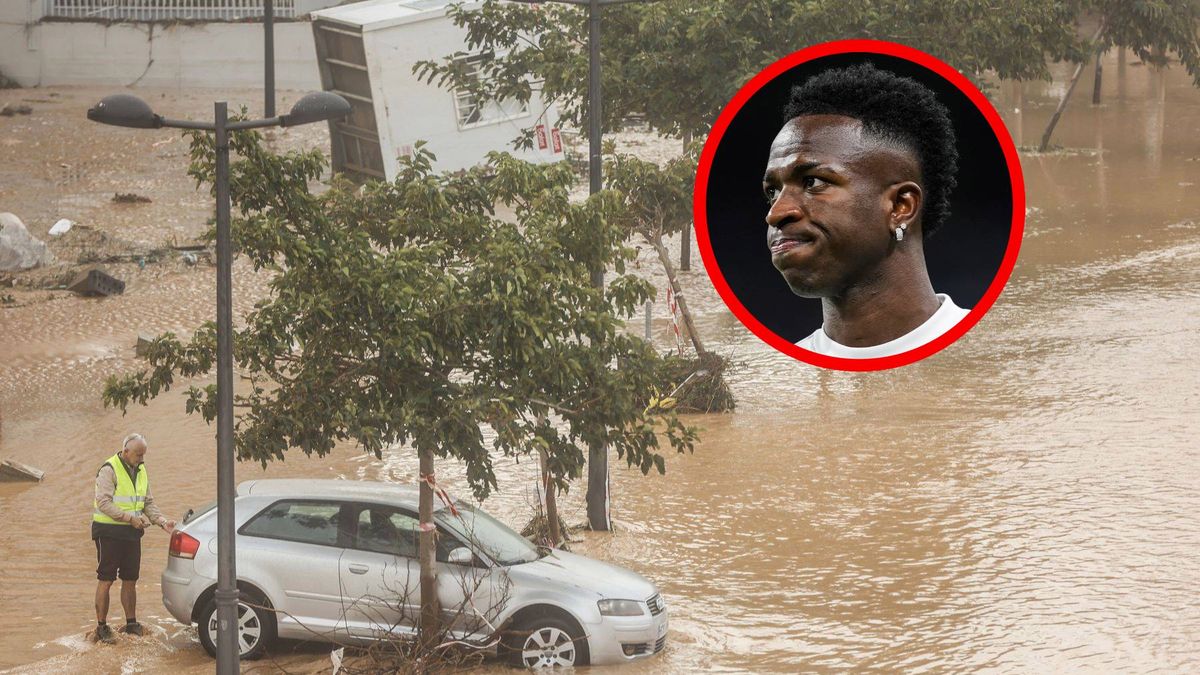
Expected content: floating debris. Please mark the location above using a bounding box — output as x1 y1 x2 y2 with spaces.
0 103 32 116
67 267 126 297
48 218 73 236
0 458 44 482
135 334 155 357
0 212 55 271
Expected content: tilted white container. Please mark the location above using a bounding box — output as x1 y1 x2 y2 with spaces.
310 0 565 181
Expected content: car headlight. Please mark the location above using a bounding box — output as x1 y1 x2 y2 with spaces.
598 599 645 617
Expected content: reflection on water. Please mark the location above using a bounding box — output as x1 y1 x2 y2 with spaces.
2 51 1199 673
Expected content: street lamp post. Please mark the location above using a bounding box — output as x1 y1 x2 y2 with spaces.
86 91 350 675
264 0 275 118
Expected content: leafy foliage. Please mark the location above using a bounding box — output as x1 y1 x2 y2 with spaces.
414 0 1087 142
604 145 697 242
102 130 698 500
1096 0 1200 84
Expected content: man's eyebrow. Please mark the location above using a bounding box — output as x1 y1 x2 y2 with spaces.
762 159 828 184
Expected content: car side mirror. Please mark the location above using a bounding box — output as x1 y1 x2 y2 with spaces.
447 547 475 566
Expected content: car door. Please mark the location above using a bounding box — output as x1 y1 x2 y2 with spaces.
434 528 508 638
337 503 422 639
238 499 352 640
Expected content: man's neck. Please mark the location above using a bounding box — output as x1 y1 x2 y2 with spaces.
820 252 940 347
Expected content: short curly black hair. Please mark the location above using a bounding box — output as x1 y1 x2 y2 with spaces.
782 62 958 237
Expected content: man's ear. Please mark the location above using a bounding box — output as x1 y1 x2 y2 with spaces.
887 181 922 235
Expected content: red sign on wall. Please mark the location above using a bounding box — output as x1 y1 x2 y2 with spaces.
551 127 563 154
535 125 548 150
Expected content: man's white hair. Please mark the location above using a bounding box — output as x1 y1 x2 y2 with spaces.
122 432 146 450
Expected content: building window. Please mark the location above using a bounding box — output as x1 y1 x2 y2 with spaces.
453 54 529 129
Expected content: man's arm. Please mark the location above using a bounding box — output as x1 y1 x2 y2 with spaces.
142 481 171 529
95 465 135 524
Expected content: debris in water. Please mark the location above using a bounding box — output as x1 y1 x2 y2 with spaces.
0 212 55 271
662 351 736 413
112 193 152 204
135 334 155 357
0 102 32 116
67 267 126 297
331 647 344 675
48 218 73 236
0 458 44 482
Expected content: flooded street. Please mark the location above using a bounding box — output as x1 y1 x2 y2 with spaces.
2 49 1199 673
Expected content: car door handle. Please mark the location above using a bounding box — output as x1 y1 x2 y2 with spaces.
348 563 369 575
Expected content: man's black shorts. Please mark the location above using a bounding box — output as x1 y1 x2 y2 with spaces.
95 537 141 581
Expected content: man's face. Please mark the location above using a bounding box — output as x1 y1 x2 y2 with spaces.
123 440 147 466
762 115 910 298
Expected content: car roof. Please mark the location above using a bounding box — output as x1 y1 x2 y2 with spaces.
236 478 436 509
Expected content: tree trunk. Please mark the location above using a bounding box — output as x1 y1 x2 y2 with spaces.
1040 22 1105 152
678 132 693 271
417 448 440 647
585 445 610 531
1092 48 1104 105
539 447 561 546
649 231 706 355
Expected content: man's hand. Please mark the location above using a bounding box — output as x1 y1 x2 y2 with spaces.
129 515 149 529
160 519 176 534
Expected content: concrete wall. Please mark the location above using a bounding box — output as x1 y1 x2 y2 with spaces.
0 14 320 89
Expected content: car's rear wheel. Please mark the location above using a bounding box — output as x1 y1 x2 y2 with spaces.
505 615 589 669
196 591 275 660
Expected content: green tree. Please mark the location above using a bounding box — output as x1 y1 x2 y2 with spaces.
102 129 697 644
1040 1 1200 149
605 146 706 356
1098 0 1200 80
415 0 1085 143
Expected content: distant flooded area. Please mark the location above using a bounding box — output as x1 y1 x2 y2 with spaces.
2 49 1199 673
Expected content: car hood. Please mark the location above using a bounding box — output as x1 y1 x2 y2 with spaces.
507 549 656 600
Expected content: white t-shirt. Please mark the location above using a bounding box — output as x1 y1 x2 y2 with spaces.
797 293 970 359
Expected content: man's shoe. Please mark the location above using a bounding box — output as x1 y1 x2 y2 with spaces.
122 622 144 637
95 623 117 644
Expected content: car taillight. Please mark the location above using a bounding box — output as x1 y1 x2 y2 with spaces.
169 531 200 559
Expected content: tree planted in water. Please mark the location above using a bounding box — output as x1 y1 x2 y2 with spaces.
101 128 697 646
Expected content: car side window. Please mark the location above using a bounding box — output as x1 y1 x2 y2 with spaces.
352 505 420 558
436 526 473 564
241 500 344 547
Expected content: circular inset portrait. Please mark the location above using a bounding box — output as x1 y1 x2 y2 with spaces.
694 40 1024 371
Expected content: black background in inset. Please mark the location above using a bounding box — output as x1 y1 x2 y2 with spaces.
704 52 1013 343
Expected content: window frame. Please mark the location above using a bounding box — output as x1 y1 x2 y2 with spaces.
450 53 532 131
237 498 352 549
348 500 490 568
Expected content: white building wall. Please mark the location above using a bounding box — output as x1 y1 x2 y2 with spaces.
0 18 320 89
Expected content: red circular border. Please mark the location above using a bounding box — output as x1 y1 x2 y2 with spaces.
693 39 1026 371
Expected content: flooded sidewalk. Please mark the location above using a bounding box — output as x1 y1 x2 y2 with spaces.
2 50 1200 673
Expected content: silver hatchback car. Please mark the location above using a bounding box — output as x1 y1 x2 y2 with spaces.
161 479 668 668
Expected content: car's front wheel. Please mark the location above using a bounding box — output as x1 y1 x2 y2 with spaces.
506 615 589 669
196 592 275 660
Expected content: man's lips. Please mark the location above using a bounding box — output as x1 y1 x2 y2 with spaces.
769 234 816 256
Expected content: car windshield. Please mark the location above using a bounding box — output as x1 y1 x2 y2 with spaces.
436 501 540 566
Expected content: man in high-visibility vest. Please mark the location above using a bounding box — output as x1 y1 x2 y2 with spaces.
92 433 175 644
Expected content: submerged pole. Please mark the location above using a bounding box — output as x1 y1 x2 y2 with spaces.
584 0 612 532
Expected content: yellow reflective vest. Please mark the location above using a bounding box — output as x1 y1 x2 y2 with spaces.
93 453 148 526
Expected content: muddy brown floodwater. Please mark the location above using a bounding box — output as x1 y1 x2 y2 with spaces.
2 50 1199 673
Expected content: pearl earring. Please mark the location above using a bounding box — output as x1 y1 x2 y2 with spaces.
894 223 908 242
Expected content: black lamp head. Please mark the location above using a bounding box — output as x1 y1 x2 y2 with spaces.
281 91 352 127
86 94 162 129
